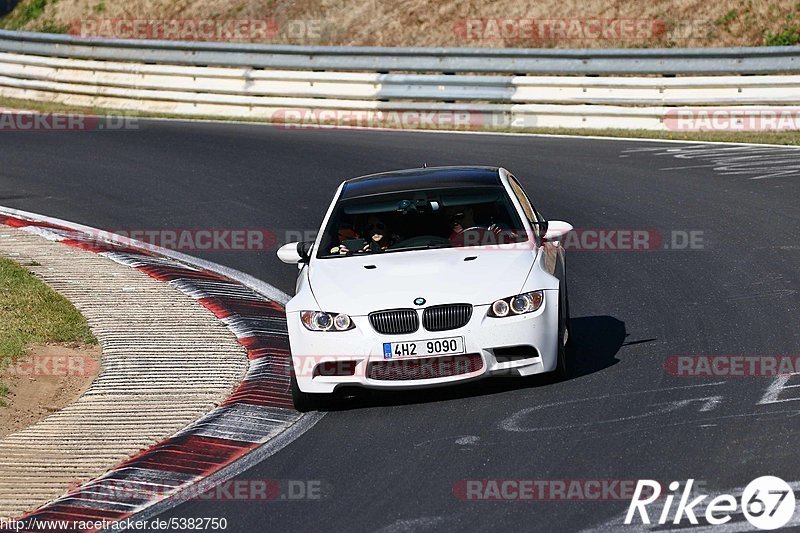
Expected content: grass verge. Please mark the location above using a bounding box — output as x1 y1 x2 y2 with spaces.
0 257 97 405
1 95 799 146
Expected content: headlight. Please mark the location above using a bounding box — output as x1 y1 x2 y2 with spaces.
301 311 355 331
488 290 544 317
491 299 510 317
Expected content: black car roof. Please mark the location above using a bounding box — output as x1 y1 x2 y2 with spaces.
339 166 502 200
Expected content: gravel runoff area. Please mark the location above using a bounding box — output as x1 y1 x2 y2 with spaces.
0 224 248 519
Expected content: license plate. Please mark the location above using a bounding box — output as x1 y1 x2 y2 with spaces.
383 336 465 359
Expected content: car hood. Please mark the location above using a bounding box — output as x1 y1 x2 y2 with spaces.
307 247 537 316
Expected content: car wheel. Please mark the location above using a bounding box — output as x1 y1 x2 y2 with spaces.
554 281 571 380
290 365 323 412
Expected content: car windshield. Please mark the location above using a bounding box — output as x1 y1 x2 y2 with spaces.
316 186 528 258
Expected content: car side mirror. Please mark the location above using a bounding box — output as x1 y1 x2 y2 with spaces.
533 219 549 241
277 241 313 264
543 221 573 243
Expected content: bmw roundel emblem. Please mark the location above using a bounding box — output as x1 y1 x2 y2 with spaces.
414 297 426 306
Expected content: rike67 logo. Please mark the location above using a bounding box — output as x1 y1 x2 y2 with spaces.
626 477 796 530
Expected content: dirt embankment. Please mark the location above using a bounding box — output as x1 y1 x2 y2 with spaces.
2 0 799 48
0 343 100 437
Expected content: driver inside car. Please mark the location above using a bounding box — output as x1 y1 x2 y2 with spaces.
447 206 504 242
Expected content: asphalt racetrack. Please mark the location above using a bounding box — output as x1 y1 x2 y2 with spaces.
2 121 799 531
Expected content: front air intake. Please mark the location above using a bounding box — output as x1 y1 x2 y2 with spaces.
368 354 484 381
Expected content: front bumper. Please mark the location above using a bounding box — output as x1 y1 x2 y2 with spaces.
288 290 560 394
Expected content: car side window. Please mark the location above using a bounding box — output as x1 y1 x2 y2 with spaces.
509 175 547 245
508 175 537 225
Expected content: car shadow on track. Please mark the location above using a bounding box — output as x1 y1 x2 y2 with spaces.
569 314 627 378
317 315 626 412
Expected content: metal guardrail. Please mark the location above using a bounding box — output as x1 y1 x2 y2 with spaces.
1 29 799 74
0 30 798 131
2 51 798 106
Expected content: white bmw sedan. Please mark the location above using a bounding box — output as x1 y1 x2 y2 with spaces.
278 166 573 410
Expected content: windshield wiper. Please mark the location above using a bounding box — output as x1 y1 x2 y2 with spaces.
386 243 451 253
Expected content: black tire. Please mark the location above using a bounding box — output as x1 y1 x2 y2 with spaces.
554 280 571 380
290 366 325 412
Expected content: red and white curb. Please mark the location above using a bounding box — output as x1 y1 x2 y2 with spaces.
0 207 322 533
